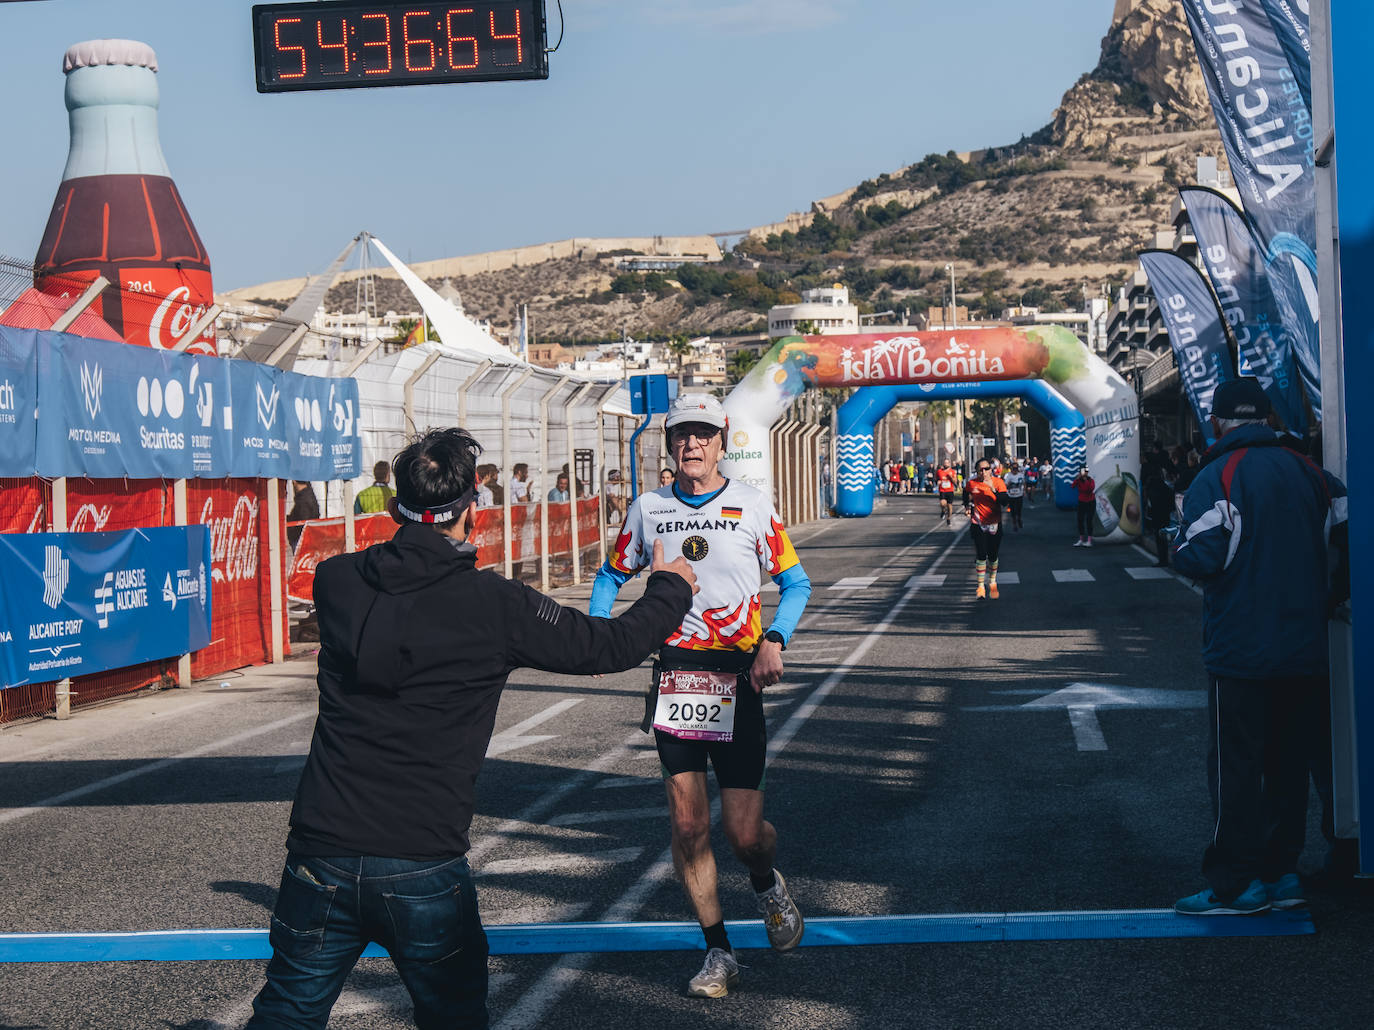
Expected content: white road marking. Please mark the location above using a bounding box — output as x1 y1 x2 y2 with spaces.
829 576 878 591
994 571 1019 584
486 699 583 757
479 847 644 876
1052 568 1095 582
0 710 317 827
1067 707 1108 751
965 682 1207 751
487 903 591 926
495 526 967 1029
1125 566 1173 580
904 572 946 588
1131 542 1204 595
0 698 219 762
546 806 663 827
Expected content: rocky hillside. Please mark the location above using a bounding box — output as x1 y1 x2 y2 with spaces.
316 0 1224 345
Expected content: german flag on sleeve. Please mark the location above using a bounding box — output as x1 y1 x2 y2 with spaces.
720 506 742 520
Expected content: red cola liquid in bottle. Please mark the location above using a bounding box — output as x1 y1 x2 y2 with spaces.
34 39 215 353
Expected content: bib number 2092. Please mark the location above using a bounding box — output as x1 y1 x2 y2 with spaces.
653 669 737 742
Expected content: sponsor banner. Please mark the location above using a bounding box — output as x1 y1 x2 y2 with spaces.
0 477 48 535
0 329 37 476
228 361 292 478
286 513 398 602
1137 250 1236 443
1258 0 1311 112
1181 187 1309 434
0 526 211 690
283 370 361 481
1181 0 1320 418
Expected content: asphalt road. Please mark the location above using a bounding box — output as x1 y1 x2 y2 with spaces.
2 494 1370 1029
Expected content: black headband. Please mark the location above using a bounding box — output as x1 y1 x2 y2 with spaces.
395 487 476 525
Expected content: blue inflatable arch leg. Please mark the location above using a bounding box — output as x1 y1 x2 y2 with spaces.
835 382 1085 518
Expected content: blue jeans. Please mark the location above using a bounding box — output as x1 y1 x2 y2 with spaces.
247 854 488 1029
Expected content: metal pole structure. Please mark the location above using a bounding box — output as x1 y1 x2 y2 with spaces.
500 368 533 579
266 479 285 663
403 351 443 434
49 276 109 333
457 359 493 427
174 479 191 687
52 477 71 719
171 305 222 353
806 424 824 523
266 323 310 367
566 381 595 585
538 376 570 592
343 337 384 377
628 414 653 503
343 480 356 553
596 399 609 565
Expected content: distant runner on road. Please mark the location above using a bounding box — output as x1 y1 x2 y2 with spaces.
590 392 813 999
936 459 959 526
963 459 1010 599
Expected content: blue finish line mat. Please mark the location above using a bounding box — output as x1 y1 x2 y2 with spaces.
0 909 1314 962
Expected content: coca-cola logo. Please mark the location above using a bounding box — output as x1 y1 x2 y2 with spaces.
200 494 260 583
148 285 210 352
69 503 113 532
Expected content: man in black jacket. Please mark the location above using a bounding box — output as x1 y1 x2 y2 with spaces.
248 428 696 1030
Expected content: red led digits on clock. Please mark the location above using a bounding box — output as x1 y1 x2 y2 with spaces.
316 18 350 74
361 12 393 74
274 17 307 78
403 10 437 71
489 7 522 65
445 9 478 69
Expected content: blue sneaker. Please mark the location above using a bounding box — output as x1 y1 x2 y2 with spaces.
1175 879 1271 915
1263 873 1306 909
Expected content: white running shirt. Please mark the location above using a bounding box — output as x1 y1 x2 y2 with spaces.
1004 472 1026 498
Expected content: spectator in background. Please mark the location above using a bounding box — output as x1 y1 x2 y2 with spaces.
606 469 627 524
1142 452 1176 568
660 468 675 488
1071 464 1096 547
354 461 395 514
287 481 319 550
509 463 530 504
485 466 504 507
475 465 495 507
561 463 587 498
548 472 571 503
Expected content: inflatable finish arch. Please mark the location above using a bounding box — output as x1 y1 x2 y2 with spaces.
721 326 1143 542
834 380 1085 516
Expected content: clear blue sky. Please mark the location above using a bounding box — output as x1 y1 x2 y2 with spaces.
1 0 1117 291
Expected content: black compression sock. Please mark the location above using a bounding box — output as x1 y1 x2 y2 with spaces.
750 868 776 893
702 921 731 953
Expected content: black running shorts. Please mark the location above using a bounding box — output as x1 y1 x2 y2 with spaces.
652 647 768 790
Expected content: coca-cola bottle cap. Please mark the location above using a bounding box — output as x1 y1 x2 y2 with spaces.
63 39 158 74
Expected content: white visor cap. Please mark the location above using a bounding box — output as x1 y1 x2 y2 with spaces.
664 393 728 431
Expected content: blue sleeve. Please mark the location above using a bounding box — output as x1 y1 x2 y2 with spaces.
766 564 811 644
1172 471 1231 580
589 560 634 617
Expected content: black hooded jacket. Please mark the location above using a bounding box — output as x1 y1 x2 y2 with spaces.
287 521 691 860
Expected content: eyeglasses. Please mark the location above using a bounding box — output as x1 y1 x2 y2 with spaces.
977 465 990 472
670 425 719 445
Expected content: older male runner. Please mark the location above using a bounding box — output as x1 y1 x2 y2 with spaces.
590 392 813 998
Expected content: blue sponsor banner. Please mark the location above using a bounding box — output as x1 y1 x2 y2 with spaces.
0 328 38 476
227 360 292 478
282 370 361 481
1182 0 1320 419
1138 250 1235 445
1181 187 1308 435
0 526 211 690
1259 0 1311 111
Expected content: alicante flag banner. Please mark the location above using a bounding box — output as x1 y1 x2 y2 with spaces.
1180 186 1308 435
1137 249 1235 444
1181 0 1320 420
1258 0 1311 112
0 526 211 690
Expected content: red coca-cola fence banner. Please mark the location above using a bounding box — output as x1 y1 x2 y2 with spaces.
287 498 604 603
0 478 48 535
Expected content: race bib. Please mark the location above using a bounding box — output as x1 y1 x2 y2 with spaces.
653 669 738 742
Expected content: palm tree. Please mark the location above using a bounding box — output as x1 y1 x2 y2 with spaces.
666 334 694 388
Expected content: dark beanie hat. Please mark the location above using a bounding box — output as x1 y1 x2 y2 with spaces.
1210 378 1271 420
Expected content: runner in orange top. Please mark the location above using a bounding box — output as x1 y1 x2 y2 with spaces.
962 460 1011 599
936 460 959 526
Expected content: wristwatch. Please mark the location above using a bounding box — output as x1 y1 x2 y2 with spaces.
763 630 786 648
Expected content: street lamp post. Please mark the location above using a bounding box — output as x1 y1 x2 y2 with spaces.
947 263 966 472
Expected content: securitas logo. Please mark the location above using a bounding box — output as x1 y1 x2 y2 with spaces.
42 545 70 610
80 362 103 418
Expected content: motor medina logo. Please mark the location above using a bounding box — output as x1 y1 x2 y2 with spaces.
80 361 103 419
256 381 280 430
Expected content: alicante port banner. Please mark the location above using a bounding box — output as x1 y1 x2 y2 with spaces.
0 526 211 690
1180 187 1308 435
0 328 38 477
13 326 362 481
1258 0 1311 113
1137 249 1235 443
1182 0 1320 420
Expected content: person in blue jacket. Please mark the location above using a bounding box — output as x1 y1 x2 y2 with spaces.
1171 378 1348 916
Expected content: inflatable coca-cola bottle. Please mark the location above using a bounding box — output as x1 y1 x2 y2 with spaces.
34 39 215 353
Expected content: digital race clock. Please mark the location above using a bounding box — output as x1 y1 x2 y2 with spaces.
252 0 548 92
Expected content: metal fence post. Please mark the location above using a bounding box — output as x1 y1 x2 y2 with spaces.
539 376 569 591
501 369 533 578
52 477 71 718
174 478 191 687
567 381 595 585
267 478 285 663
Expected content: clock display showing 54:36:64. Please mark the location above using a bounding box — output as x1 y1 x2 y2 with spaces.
252 0 548 92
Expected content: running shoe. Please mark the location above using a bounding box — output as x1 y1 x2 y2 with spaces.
1264 873 1306 909
976 584 986 600
1073 539 1084 547
756 868 804 951
686 947 740 998
1174 879 1271 915
989 581 999 599
1083 538 1093 547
